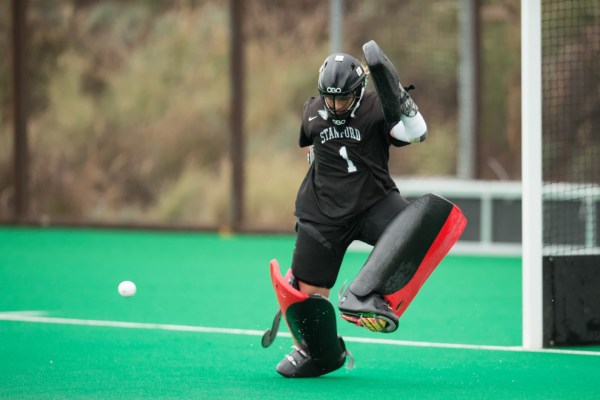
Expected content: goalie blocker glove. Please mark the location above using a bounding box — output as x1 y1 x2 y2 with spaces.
363 39 420 121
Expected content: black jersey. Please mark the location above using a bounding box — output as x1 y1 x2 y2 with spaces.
294 91 409 225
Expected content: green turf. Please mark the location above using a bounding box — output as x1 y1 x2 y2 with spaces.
1 227 599 399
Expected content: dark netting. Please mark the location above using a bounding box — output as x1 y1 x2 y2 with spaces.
542 0 600 254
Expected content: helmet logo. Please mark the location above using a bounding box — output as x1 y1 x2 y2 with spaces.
326 87 342 93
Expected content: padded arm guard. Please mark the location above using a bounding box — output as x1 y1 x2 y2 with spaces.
339 194 466 331
363 39 419 122
269 260 347 373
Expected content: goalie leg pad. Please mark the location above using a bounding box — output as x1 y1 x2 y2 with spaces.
269 259 348 377
363 39 419 122
338 194 467 332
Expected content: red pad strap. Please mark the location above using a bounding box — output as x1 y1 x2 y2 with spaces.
384 205 467 318
270 259 308 316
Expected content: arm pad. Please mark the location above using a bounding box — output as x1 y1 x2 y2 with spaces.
390 112 428 143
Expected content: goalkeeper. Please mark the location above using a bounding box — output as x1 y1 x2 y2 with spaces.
264 40 465 378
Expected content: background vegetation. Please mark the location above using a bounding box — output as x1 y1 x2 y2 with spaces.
1 0 596 230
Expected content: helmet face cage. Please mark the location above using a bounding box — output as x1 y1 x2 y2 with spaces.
318 54 366 121
322 90 359 116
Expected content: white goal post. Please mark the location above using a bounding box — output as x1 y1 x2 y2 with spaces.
521 0 543 349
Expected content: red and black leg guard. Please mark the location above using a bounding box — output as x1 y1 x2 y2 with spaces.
338 194 467 332
269 259 348 377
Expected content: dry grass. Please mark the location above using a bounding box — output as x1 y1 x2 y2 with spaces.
0 1 484 228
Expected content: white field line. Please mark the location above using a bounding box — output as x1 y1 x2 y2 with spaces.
1 312 599 357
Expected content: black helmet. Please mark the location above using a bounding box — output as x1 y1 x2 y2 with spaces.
317 53 367 123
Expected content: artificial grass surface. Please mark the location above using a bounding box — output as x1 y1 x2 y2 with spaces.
1 227 598 399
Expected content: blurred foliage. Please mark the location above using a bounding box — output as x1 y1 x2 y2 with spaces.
0 0 597 229
541 0 600 183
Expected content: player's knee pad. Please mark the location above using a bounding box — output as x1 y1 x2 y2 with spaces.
339 194 467 332
269 259 347 371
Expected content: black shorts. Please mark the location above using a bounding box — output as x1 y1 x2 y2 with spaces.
291 191 408 288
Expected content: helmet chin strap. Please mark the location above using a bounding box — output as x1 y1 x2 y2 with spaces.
330 116 347 126
350 85 366 119
350 78 367 119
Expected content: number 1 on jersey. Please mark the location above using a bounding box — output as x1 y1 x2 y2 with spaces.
339 146 357 173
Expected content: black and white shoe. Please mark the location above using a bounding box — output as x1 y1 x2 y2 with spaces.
339 291 399 333
276 337 352 378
